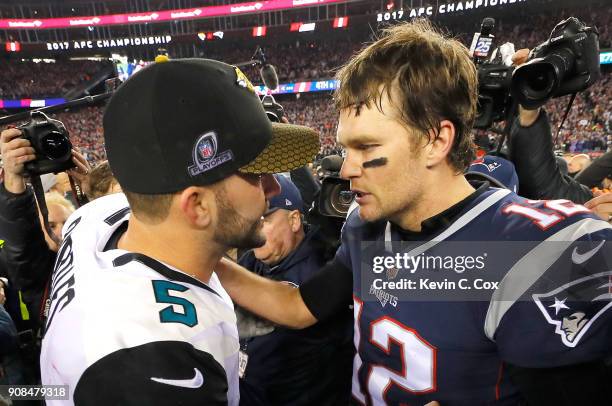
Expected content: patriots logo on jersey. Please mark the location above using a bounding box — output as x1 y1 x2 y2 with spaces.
533 271 612 347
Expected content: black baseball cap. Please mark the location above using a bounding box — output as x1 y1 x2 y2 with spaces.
103 58 320 194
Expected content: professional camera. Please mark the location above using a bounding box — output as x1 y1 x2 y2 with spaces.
511 17 600 109
316 155 353 218
305 155 351 259
472 18 514 129
18 111 75 176
475 61 514 129
261 94 285 122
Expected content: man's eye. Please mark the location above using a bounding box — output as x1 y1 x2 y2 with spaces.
358 144 377 151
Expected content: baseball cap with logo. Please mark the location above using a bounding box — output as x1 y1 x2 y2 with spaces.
266 175 304 214
103 58 320 193
465 155 519 193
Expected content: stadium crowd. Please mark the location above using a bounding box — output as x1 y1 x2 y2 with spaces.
0 4 606 164
49 68 610 167
0 60 109 99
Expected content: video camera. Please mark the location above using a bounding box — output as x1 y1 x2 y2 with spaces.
316 155 353 218
472 18 514 129
18 111 75 176
473 16 600 129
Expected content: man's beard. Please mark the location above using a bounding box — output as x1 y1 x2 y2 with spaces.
212 188 266 249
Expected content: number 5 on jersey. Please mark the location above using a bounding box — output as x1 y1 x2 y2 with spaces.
152 280 198 327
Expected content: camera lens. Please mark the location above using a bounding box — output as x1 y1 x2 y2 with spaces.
330 186 354 216
41 131 71 160
511 47 575 109
512 64 557 109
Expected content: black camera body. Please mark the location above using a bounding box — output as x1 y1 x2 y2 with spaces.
511 17 600 109
472 18 514 129
476 62 514 129
261 94 285 122
316 155 353 218
18 111 74 176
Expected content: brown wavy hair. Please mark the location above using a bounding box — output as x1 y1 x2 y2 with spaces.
334 19 478 171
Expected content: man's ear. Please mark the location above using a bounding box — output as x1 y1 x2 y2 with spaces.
424 120 456 168
289 210 302 232
178 186 213 228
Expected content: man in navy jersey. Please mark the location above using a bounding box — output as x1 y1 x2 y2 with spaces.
216 20 611 405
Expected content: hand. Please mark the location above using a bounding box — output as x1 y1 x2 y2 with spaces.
0 128 36 194
66 148 91 184
584 192 612 223
511 48 530 66
424 402 440 406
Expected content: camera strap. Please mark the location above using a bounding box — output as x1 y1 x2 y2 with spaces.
30 174 62 247
495 99 518 155
68 174 88 208
555 93 577 144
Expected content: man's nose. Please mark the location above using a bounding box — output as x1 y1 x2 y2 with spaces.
340 154 362 180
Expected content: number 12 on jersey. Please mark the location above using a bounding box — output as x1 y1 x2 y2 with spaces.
352 297 437 404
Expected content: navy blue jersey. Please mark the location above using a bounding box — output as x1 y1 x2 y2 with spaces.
335 187 612 405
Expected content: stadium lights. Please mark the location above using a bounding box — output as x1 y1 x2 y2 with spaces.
252 26 267 37
197 31 224 41
5 41 20 52
333 17 349 28
299 22 316 32
290 22 316 32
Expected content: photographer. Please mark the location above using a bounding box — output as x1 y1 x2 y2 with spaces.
507 18 609 204
0 127 89 329
509 105 595 203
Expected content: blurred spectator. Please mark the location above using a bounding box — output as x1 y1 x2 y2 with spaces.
84 160 121 200
38 192 74 253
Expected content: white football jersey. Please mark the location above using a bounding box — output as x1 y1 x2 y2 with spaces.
40 193 239 405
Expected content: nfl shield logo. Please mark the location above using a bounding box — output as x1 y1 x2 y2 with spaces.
188 131 234 177
198 139 215 160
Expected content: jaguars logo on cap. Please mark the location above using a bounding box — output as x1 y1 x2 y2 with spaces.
234 67 255 94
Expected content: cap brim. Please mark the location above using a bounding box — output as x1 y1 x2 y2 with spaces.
240 122 320 174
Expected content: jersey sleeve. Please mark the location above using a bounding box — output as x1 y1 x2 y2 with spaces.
299 257 353 322
491 223 612 368
74 340 228 405
299 209 362 322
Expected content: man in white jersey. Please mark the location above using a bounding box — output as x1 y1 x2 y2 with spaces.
38 58 319 405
